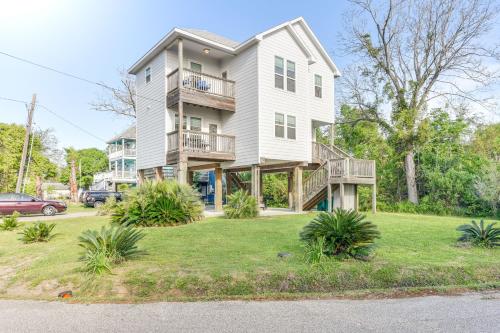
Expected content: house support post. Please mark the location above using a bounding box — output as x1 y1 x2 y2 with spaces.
293 166 303 212
327 160 332 212
226 172 233 196
177 160 188 184
250 165 261 203
287 171 293 209
259 169 264 205
154 166 164 181
215 167 223 212
354 185 359 212
372 183 377 214
137 169 145 185
339 182 345 210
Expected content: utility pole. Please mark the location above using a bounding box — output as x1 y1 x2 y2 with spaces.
15 94 36 193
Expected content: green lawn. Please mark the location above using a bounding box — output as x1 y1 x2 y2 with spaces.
0 212 498 301
65 202 94 214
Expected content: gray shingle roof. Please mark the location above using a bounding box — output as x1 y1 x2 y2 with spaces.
107 125 136 144
180 28 240 48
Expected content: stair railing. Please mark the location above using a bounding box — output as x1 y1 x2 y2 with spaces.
302 161 329 204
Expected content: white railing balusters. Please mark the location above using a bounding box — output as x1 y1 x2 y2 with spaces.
166 68 235 99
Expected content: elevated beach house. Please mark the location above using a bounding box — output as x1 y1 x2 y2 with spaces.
128 17 376 212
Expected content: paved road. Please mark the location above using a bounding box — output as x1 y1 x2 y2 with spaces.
0 292 498 332
11 211 96 222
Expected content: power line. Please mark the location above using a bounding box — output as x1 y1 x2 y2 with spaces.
0 96 106 143
0 50 164 105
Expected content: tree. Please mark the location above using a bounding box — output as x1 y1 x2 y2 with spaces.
342 0 499 203
469 123 500 162
0 123 58 194
60 148 108 190
90 69 136 118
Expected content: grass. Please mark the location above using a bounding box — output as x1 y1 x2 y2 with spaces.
65 203 94 214
0 212 498 302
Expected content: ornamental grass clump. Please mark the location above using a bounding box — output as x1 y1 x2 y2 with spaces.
111 180 204 227
457 220 499 248
78 225 146 274
0 211 20 231
224 190 259 219
300 209 380 259
19 222 57 243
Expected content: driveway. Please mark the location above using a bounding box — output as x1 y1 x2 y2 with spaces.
0 292 498 332
11 211 96 222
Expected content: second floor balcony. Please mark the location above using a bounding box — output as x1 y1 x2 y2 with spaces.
167 68 236 112
166 130 235 163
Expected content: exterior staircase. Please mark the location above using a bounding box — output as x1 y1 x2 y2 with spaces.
302 143 376 211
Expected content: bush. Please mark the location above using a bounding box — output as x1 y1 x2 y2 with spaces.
300 209 380 258
0 211 20 231
78 225 146 274
224 190 259 219
19 223 57 243
457 220 499 248
117 183 130 192
112 180 204 227
97 196 118 216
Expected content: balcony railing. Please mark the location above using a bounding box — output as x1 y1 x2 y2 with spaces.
329 158 375 178
167 68 235 99
108 147 136 157
167 130 235 157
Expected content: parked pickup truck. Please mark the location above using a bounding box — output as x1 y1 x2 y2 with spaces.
81 191 122 208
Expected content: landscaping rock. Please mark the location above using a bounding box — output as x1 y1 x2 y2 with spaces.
277 252 292 259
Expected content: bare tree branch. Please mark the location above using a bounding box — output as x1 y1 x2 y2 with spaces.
90 68 136 118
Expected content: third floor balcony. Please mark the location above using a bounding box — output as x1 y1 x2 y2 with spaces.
166 68 236 112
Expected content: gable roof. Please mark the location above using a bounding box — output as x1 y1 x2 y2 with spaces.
180 28 240 48
128 17 340 77
106 125 136 144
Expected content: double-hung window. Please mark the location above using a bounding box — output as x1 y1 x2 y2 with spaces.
275 113 285 138
145 67 151 83
174 114 187 131
314 74 322 98
287 115 296 139
274 56 284 89
190 117 202 132
286 61 296 92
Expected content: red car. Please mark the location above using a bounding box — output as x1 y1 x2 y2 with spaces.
0 193 67 216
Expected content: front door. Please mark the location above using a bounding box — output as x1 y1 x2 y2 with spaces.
209 124 218 152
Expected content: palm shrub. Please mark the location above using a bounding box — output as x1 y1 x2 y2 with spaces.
111 180 204 227
224 190 259 219
19 223 57 243
457 220 499 248
0 211 20 231
300 209 380 258
78 225 146 274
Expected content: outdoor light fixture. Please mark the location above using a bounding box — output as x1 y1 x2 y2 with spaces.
203 48 210 54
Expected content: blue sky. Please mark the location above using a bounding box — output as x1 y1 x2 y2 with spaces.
0 0 350 150
0 0 498 151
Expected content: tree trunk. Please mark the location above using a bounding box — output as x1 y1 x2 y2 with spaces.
404 150 418 204
70 160 78 203
35 175 43 199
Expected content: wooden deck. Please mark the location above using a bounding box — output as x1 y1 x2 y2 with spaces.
166 68 235 112
166 130 236 164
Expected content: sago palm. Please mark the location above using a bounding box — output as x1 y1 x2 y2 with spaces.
457 220 499 248
300 209 380 257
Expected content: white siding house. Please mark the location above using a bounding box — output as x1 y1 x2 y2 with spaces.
128 17 376 213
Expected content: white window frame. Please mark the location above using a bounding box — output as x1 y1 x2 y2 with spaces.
274 112 285 138
145 67 151 83
314 74 322 98
286 115 296 140
286 60 296 92
190 116 202 132
174 114 187 131
274 56 284 90
189 60 203 73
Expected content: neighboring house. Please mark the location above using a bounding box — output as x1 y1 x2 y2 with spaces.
92 126 137 191
42 182 70 200
128 17 376 212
